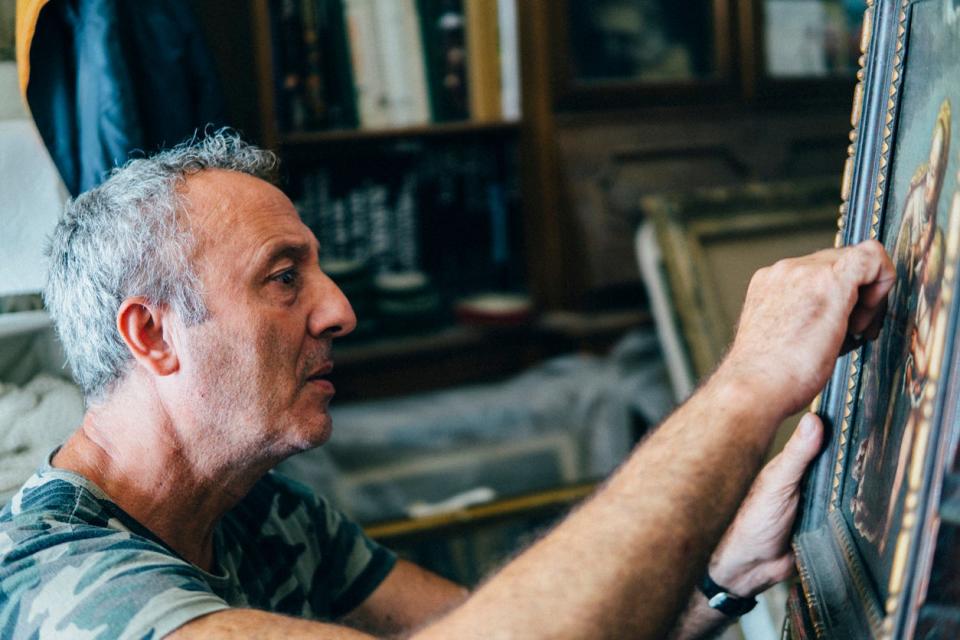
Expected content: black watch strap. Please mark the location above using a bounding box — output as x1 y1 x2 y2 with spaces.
698 573 757 617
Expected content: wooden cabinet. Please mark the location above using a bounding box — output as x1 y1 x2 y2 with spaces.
519 0 860 308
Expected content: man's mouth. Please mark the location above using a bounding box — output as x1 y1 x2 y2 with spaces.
305 363 335 392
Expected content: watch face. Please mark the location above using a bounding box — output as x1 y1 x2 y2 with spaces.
708 593 731 609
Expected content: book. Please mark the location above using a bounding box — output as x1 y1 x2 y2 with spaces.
344 0 391 128
496 0 520 120
373 0 430 126
321 0 360 128
399 0 432 125
300 0 328 128
273 0 307 131
464 0 501 121
416 0 469 122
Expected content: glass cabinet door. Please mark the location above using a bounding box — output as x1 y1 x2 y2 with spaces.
567 0 718 84
763 0 863 80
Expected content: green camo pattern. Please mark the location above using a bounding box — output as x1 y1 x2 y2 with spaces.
0 458 396 639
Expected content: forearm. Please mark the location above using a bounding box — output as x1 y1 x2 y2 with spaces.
414 371 785 640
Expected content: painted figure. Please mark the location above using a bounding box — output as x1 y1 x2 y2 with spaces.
851 100 951 552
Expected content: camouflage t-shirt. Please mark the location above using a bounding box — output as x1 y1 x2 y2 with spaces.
0 456 396 639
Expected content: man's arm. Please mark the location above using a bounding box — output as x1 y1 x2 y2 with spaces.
168 242 894 639
412 241 893 640
339 559 468 634
167 560 466 639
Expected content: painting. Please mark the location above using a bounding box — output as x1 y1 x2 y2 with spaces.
790 1 960 638
566 0 715 83
763 0 863 79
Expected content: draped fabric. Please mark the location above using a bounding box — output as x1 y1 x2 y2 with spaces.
16 0 226 195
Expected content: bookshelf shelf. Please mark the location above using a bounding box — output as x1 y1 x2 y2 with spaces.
280 119 521 147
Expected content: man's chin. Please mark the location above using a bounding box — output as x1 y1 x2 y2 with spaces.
294 416 333 450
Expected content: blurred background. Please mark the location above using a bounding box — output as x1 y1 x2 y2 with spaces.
0 1 865 637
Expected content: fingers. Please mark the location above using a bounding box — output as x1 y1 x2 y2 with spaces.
839 240 896 331
760 414 824 491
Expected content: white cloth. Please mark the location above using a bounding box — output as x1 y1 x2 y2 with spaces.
0 374 84 499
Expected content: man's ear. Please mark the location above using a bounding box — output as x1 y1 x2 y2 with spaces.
116 297 180 377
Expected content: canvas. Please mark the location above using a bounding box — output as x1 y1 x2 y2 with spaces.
789 1 960 637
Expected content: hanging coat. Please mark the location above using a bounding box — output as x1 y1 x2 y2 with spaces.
16 0 226 195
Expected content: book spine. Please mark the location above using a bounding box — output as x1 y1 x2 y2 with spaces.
367 183 394 272
496 0 520 120
400 0 431 125
301 0 328 129
372 0 403 126
464 0 501 122
394 174 420 271
344 0 390 128
274 0 307 131
322 0 360 128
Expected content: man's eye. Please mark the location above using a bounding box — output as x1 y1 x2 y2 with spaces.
272 269 299 286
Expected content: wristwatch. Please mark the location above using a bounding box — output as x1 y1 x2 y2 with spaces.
698 572 757 617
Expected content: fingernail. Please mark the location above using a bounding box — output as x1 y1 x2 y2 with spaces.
799 414 817 438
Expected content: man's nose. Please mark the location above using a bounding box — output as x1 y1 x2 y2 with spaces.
307 271 357 338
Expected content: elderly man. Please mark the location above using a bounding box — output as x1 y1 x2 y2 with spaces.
0 133 894 639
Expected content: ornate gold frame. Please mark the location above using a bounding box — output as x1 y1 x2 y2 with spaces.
792 1 960 637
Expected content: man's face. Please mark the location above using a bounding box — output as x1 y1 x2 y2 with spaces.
171 169 356 460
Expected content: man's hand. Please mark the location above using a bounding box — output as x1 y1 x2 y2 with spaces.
720 240 895 422
669 415 824 640
708 413 824 597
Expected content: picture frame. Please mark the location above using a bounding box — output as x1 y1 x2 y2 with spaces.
549 0 738 110
638 181 840 459
641 181 841 382
737 0 861 104
790 1 960 637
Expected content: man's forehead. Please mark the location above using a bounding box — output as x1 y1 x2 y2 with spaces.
179 168 288 223
178 169 312 262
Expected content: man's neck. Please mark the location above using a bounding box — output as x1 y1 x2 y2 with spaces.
51 383 274 571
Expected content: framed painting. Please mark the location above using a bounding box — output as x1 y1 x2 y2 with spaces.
548 0 738 110
737 0 862 104
641 181 840 382
790 1 960 638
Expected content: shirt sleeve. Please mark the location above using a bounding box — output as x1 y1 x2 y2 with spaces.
0 523 229 640
314 495 397 617
265 472 397 619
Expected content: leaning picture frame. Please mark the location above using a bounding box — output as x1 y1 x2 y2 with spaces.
639 181 840 458
640 181 840 383
790 1 960 638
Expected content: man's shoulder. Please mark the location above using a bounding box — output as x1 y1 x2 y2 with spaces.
0 473 228 640
0 469 165 560
2 470 104 527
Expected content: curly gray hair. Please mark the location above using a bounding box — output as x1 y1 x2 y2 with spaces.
44 131 279 402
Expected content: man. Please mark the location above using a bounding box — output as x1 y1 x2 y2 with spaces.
0 133 894 639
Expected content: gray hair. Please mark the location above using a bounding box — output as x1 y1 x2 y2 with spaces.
44 131 279 402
